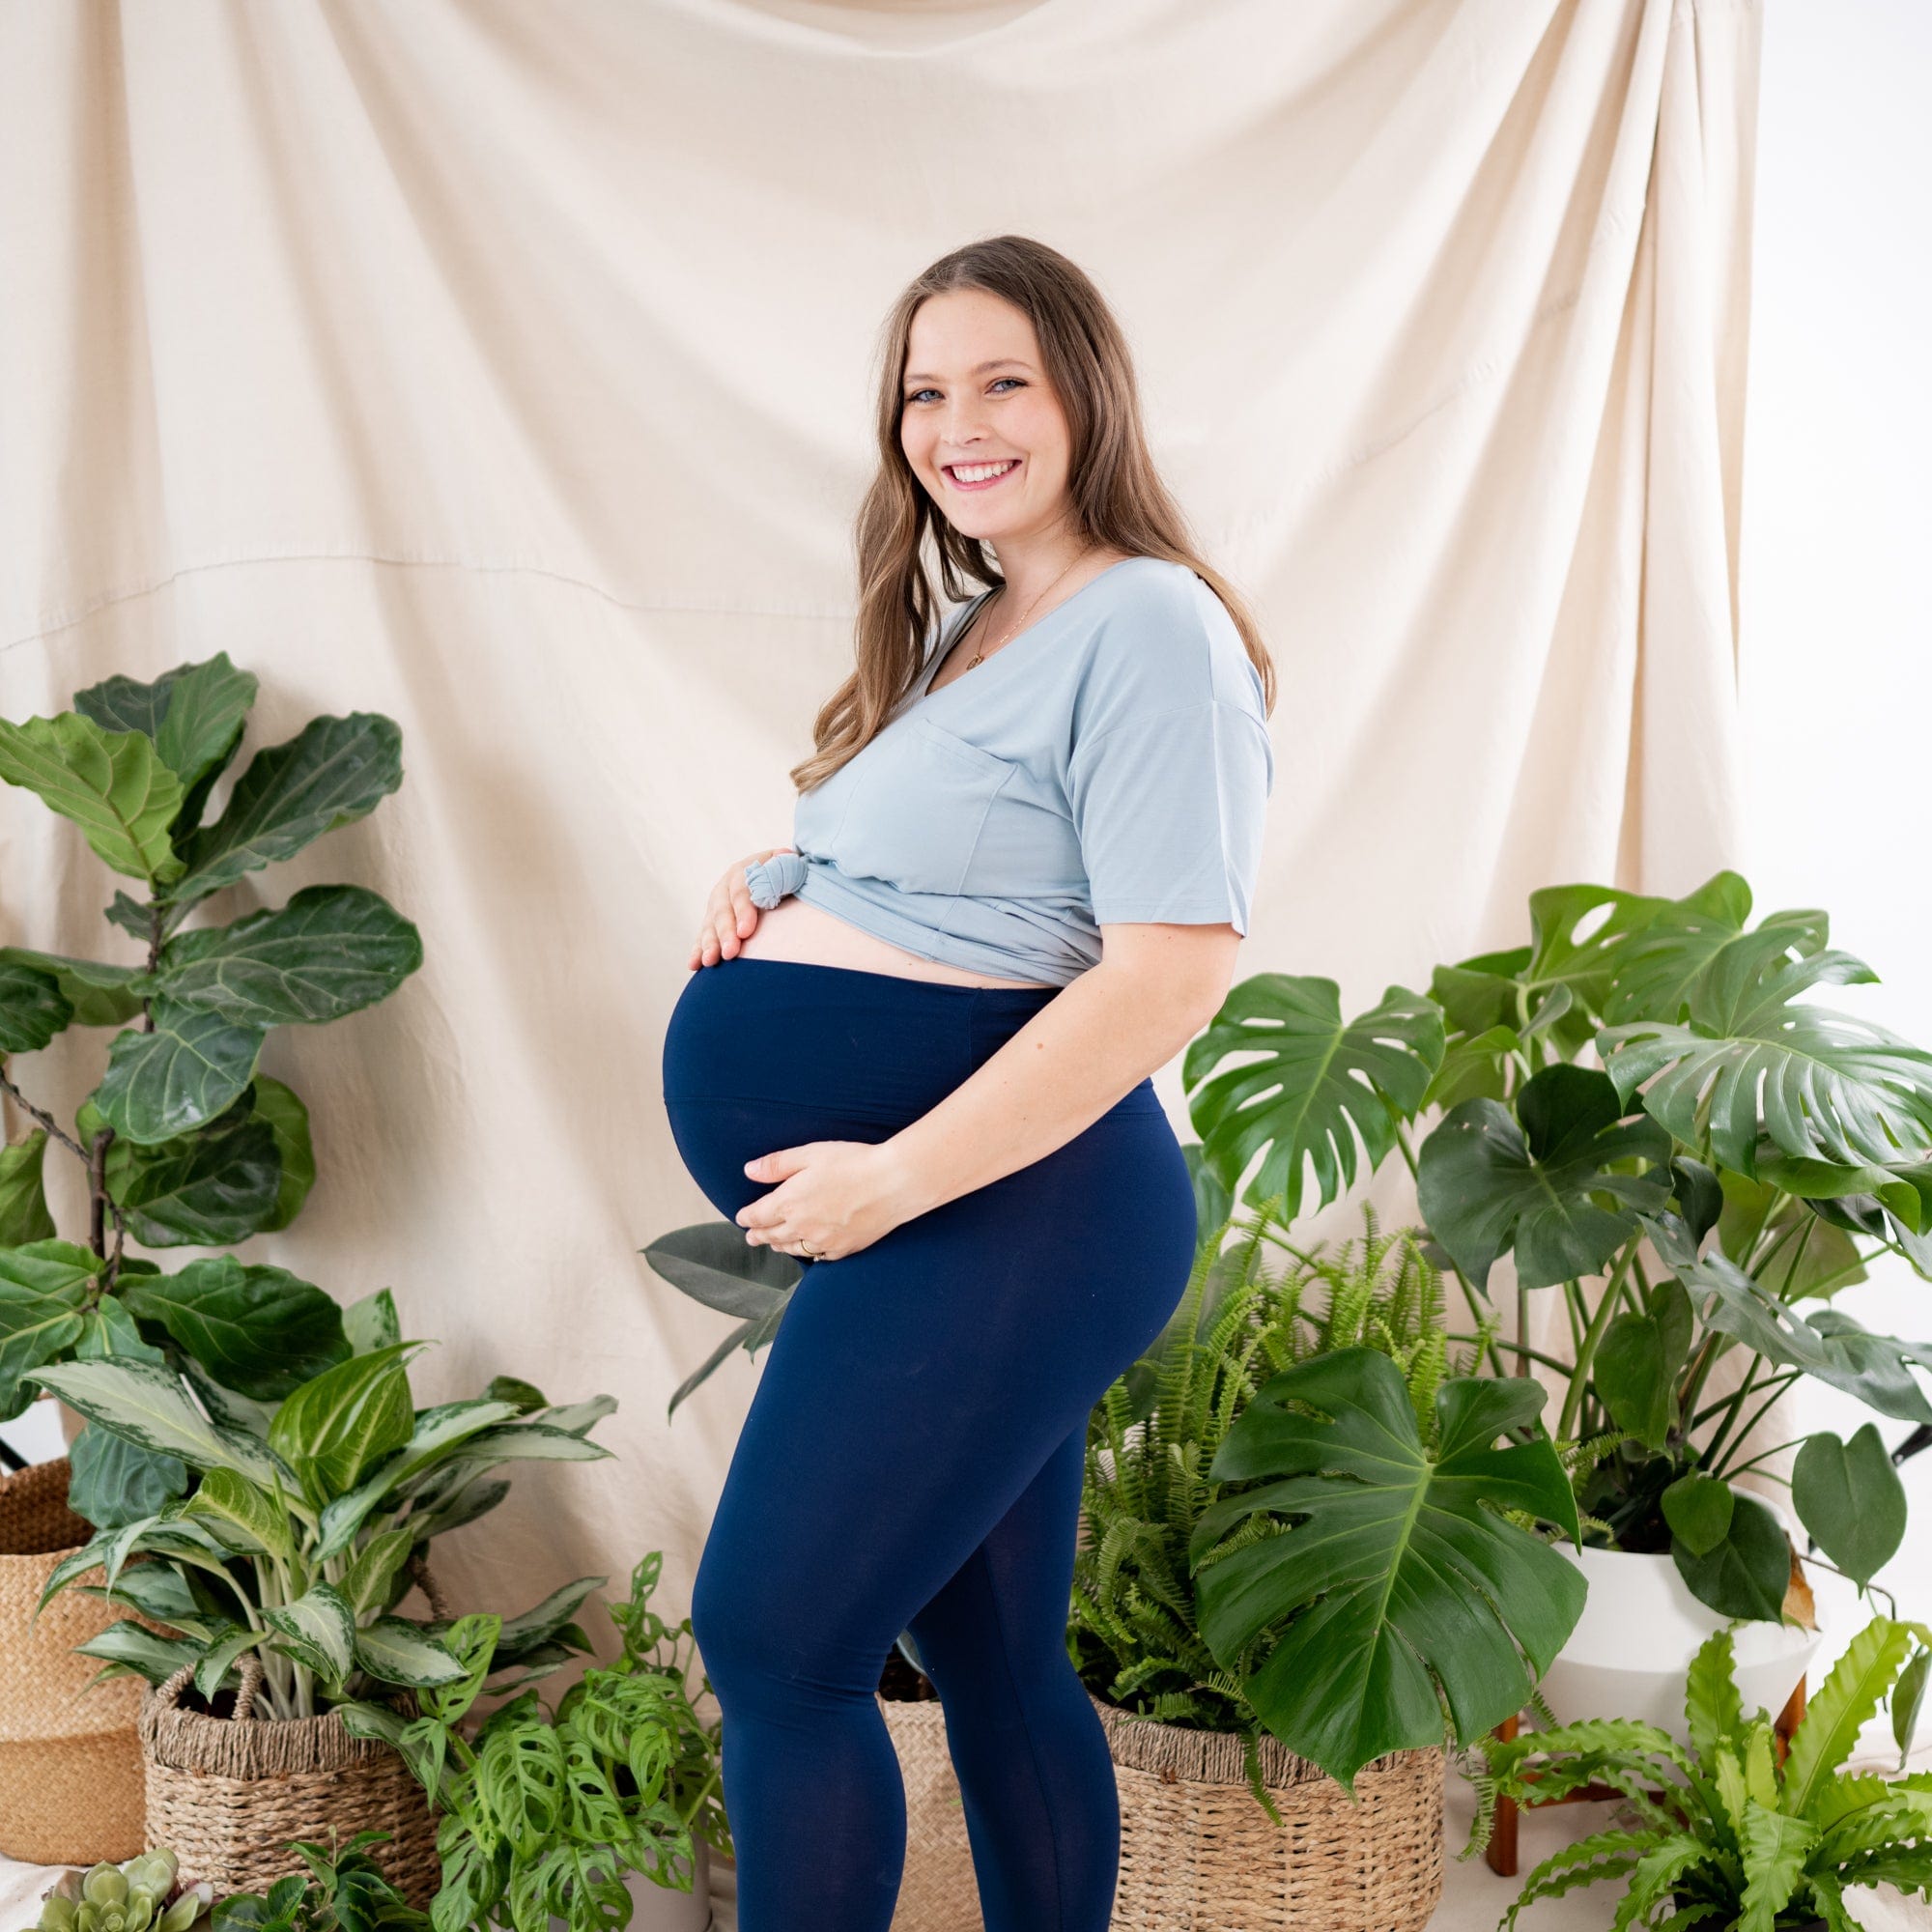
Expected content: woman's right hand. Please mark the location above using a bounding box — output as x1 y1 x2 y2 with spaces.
690 846 796 969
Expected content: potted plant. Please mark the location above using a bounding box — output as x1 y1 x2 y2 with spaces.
1068 1195 1578 1930
339 1551 729 1932
1469 1613 1932 1930
22 1304 616 1905
1182 871 1932 1731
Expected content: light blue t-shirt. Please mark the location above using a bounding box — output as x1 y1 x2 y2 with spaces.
744 555 1273 988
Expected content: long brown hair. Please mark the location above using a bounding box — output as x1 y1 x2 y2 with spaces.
791 234 1276 792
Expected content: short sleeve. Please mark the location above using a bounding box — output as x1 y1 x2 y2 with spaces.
1067 698 1273 932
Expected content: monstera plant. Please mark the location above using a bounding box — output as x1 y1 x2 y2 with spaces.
0 652 421 1525
1183 870 1932 1625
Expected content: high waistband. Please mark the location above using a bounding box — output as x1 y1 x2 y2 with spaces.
661 954 1160 1126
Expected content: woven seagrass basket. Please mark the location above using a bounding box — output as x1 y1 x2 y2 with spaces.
0 1455 149 1863
879 1691 979 1932
141 1650 440 1907
1092 1690 1445 1932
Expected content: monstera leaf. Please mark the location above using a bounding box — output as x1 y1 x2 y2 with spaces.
1416 1065 1673 1290
1181 976 1444 1220
1601 871 1831 1027
1597 945 1932 1179
1187 1347 1584 1791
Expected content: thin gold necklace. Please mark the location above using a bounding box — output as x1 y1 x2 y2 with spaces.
961 546 1097 670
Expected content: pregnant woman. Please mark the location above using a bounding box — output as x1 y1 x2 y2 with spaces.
659 234 1275 1930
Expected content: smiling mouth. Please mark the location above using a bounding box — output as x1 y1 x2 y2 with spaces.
945 459 1022 491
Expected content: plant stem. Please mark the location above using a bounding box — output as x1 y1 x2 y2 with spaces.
1557 1244 1641 1442
1441 1333 1580 1381
1710 1375 1808 1481
0 1067 88 1161
1719 1438 1809 1482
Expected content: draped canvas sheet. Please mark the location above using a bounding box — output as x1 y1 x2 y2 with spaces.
0 0 1760 1686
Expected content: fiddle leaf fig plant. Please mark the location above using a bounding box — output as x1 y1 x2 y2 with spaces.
0 653 420 1525
1183 870 1932 1624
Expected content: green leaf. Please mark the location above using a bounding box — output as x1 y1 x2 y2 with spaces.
352 1618 468 1690
311 1399 525 1559
165 714 405 906
1598 1314 1676 1451
267 1342 424 1502
1598 947 1932 1180
260 1582 356 1690
122 1257 350 1400
71 1619 204 1687
1737 1801 1817 1932
341 1286 400 1355
1180 977 1446 1219
0 949 148 1030
0 1132 57 1247
1685 1626 1745 1763
1603 880 1829 1028
246 1076 315 1233
194 1624 267 1702
0 962 73 1053
181 1467 295 1560
491 1576 607 1661
1893 1647 1930 1767
1672 1489 1790 1621
93 995 267 1145
0 1241 95 1421
1793 1426 1907 1590
1659 1228 1932 1426
1662 1475 1735 1558
0 712 185 885
338 1525 415 1620
641 1221 798 1321
27 1357 284 1488
67 1420 190 1528
1417 1065 1673 1291
1783 1616 1918 1821
1189 1348 1585 1790
103 1107 282 1248
74 653 258 809
156 884 422 1028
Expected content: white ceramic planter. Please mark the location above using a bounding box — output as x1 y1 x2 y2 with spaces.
1537 1544 1825 1747
547 1836 712 1932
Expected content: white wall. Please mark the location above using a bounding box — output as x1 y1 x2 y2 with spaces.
1744 0 1932 1710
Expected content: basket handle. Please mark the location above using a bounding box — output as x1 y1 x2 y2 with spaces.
154 1650 266 1719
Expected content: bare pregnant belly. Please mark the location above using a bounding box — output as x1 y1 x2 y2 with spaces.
728 893 1058 989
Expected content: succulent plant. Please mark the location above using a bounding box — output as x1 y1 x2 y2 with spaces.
37 1848 212 1932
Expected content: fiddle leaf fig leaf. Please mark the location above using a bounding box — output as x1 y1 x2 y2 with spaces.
1416 1065 1672 1291
103 1109 282 1248
0 713 185 886
0 1131 57 1246
0 948 148 1030
245 1075 315 1233
1597 949 1932 1180
0 1241 95 1422
74 652 258 811
1187 1347 1583 1792
121 1257 350 1401
0 961 73 1053
156 884 423 1028
1181 976 1445 1221
165 714 404 906
93 995 266 1145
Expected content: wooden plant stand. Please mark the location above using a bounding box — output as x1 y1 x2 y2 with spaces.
1484 1676 1807 1877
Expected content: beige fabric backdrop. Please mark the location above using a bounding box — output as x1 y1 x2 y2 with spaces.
1 0 1761 1680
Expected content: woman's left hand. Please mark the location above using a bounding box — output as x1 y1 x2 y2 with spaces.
735 1141 920 1262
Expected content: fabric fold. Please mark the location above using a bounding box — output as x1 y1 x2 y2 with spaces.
745 850 808 908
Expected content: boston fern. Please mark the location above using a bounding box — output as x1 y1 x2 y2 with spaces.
23 1297 615 1720
1474 1614 1932 1931
0 652 420 1525
1183 871 1932 1626
1071 1200 1580 1800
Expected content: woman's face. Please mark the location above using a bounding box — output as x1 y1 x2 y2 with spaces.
899 289 1075 548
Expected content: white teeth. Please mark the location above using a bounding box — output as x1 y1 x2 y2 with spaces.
952 460 1016 482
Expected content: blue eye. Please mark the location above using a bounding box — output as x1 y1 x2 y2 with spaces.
904 378 1023 405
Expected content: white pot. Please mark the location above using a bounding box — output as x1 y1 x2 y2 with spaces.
549 1836 712 1932
1538 1544 1826 1748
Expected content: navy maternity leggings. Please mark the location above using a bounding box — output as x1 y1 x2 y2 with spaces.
659 956 1199 1931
